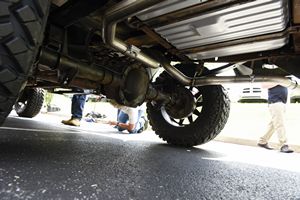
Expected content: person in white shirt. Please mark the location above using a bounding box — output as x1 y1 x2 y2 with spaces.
108 101 148 134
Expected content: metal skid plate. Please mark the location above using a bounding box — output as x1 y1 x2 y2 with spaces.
187 37 289 60
138 0 289 59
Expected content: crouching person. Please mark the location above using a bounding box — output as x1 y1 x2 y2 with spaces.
108 101 148 134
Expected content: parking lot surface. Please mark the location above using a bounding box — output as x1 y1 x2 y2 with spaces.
0 114 299 199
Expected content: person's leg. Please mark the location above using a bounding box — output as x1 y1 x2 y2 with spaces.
62 94 86 126
72 95 85 119
117 110 128 132
271 103 293 153
259 105 276 144
271 103 287 146
117 109 120 120
113 109 121 128
134 109 145 133
71 94 87 120
259 120 275 144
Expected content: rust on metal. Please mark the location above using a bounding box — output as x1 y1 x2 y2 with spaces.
293 0 300 24
139 25 189 61
293 34 300 52
127 18 189 61
293 0 300 52
139 25 173 50
125 35 156 47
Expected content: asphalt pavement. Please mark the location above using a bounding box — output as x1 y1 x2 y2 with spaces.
0 114 300 199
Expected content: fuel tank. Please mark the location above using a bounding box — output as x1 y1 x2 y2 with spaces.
137 0 289 59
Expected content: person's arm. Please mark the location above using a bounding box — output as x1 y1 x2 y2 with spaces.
108 121 135 131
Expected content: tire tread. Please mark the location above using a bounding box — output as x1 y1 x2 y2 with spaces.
0 0 49 125
15 88 44 118
147 72 230 147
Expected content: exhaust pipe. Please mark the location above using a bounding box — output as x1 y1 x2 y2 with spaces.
39 47 120 86
145 75 299 108
188 75 298 89
102 0 198 84
102 0 163 69
102 0 205 84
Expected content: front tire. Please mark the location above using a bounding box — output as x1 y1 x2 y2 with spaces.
15 88 44 118
147 81 230 147
0 0 50 125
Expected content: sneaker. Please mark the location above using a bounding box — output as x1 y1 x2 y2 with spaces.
137 119 149 133
136 128 143 133
143 119 149 130
61 118 81 126
280 145 294 153
257 143 273 150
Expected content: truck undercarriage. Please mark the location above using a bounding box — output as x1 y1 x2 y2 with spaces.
0 0 299 147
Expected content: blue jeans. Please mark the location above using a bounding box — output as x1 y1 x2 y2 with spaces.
117 109 144 133
71 94 87 119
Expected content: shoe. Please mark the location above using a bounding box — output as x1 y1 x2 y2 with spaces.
143 119 149 130
61 118 81 126
136 126 143 133
137 119 149 133
257 143 273 150
280 145 294 153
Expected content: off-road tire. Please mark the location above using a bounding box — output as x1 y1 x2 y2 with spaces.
147 74 230 147
0 0 50 125
15 88 44 118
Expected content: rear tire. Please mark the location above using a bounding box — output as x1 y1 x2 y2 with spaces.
147 72 230 147
15 88 44 118
0 0 50 125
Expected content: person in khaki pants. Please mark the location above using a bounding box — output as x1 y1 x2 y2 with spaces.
257 84 293 153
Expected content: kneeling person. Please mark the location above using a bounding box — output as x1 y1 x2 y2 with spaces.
108 102 148 134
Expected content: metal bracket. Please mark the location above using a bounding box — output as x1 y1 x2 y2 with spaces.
125 45 141 58
249 75 255 83
58 68 78 86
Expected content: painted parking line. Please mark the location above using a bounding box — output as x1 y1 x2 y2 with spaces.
0 126 86 134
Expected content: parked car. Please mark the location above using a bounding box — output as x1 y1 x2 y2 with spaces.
1 0 300 147
238 84 268 103
290 89 300 103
